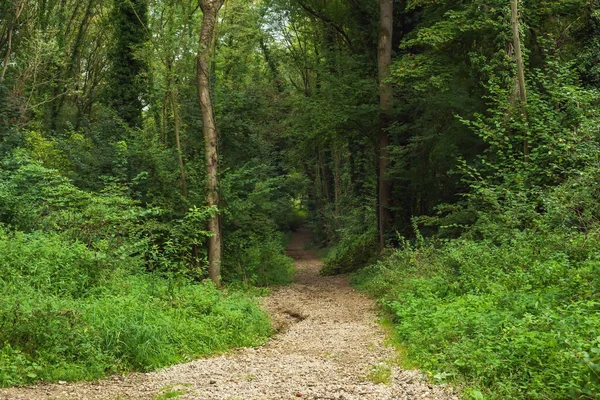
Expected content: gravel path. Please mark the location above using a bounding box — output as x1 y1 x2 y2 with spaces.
0 229 459 400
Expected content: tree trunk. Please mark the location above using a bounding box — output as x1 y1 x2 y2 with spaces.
259 37 283 93
170 88 188 199
197 0 225 287
511 0 528 156
1 0 26 82
1 26 12 82
378 0 393 250
333 148 341 217
318 149 330 203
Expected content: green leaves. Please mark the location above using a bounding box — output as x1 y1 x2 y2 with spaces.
356 228 600 399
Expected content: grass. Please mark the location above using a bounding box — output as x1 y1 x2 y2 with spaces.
0 229 273 387
377 316 416 370
153 384 191 399
154 391 186 400
366 363 392 385
353 231 600 399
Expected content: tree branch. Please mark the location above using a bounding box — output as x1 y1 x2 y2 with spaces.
296 1 354 51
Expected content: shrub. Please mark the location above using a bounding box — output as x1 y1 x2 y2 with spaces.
0 153 214 278
321 229 379 275
220 163 298 285
223 231 295 286
0 228 271 387
0 156 274 387
354 231 600 399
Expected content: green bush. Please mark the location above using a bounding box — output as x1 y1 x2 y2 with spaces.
0 109 297 388
0 228 271 387
223 231 295 286
321 229 379 275
351 57 600 399
0 155 275 387
0 153 214 278
220 163 297 285
354 231 600 399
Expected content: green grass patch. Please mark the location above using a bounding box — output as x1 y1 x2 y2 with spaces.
153 384 191 399
366 363 392 385
0 229 272 387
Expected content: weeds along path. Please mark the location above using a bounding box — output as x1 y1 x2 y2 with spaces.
0 228 458 400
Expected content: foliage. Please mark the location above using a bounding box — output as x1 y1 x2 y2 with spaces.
321 228 378 275
0 153 274 386
0 225 271 387
353 36 600 399
354 227 600 399
0 153 211 278
220 163 298 285
3 0 600 395
104 0 149 128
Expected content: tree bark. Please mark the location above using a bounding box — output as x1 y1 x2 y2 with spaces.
333 148 341 217
1 0 26 82
1 26 12 82
378 0 393 250
170 88 188 199
197 0 224 287
511 0 528 156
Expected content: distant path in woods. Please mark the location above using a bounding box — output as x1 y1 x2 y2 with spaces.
0 228 458 400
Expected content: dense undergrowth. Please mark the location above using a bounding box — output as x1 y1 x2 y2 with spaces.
354 230 600 399
0 152 294 387
0 238 271 385
3 0 600 395
344 62 600 399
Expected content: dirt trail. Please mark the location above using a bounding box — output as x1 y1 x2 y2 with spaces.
0 229 458 400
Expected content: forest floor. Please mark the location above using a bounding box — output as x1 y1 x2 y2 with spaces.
0 228 459 400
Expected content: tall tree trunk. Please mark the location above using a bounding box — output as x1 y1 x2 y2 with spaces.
333 148 341 217
1 27 12 83
1 0 26 82
259 37 283 93
197 0 224 287
170 88 188 199
378 0 393 250
318 149 330 203
161 94 168 143
105 0 149 129
511 0 528 156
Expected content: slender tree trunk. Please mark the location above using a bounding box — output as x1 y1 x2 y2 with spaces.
170 88 188 199
1 0 25 82
378 0 393 250
258 37 283 93
161 96 168 143
1 27 12 82
197 0 224 287
511 0 528 156
318 149 330 203
333 148 341 217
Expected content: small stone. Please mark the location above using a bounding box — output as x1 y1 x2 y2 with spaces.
58 381 67 385
209 379 217 384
